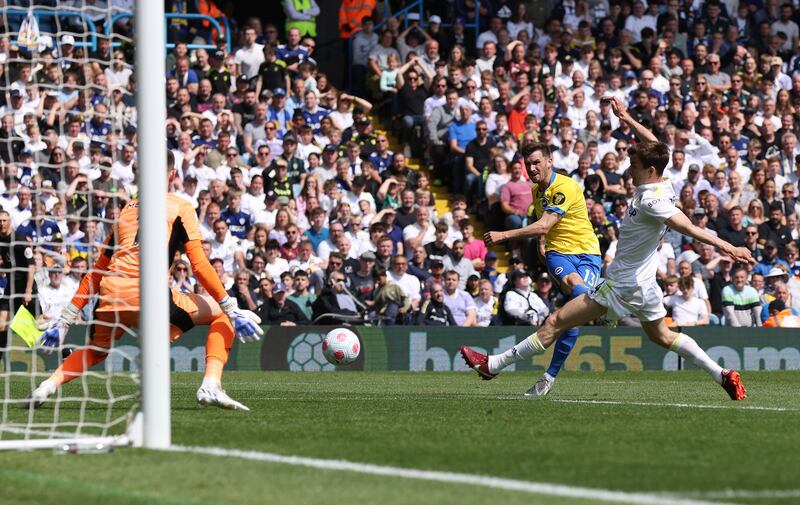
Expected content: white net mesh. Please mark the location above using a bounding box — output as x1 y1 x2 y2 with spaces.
0 2 141 448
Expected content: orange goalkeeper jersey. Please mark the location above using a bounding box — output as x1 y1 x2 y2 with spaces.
72 193 227 313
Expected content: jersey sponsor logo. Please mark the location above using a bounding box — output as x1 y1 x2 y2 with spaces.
554 266 564 276
23 247 33 259
551 192 566 205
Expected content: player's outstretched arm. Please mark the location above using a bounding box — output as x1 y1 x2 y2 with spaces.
609 97 658 144
484 212 559 245
665 212 755 265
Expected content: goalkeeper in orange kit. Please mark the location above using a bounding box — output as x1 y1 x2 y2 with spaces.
30 151 262 411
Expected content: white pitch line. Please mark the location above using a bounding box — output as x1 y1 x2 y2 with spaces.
166 445 738 505
548 399 797 412
683 490 800 499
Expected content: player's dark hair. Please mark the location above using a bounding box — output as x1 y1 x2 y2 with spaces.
629 141 670 175
520 142 552 159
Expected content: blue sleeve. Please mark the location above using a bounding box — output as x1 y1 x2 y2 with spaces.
760 304 769 323
448 123 458 141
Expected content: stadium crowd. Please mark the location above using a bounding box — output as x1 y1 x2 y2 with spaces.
1 0 800 330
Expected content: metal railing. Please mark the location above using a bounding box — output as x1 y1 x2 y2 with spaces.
106 13 232 53
0 7 100 52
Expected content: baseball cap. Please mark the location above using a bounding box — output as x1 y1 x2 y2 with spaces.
537 272 552 282
360 250 376 261
600 121 613 130
273 281 287 293
624 70 637 80
352 175 366 186
771 56 783 66
407 12 420 21
9 88 21 97
272 87 286 96
282 133 297 143
323 144 338 153
509 256 524 265
212 49 225 60
61 34 75 46
430 258 444 268
688 163 701 172
692 207 706 216
486 251 497 261
429 15 442 24
42 180 54 189
355 116 371 126
277 196 290 205
764 240 778 249
20 148 33 157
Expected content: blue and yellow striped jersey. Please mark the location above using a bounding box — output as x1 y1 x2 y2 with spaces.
531 172 601 256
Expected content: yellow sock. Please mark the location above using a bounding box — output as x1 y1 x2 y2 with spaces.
528 333 546 353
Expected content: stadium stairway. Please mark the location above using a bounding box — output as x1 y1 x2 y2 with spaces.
375 117 510 272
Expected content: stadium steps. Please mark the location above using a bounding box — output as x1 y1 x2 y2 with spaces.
375 117 509 271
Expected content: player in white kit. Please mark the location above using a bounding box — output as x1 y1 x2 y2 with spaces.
461 97 752 400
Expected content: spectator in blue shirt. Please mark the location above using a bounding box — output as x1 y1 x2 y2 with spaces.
303 207 329 252
221 190 252 240
448 103 477 196
752 240 790 276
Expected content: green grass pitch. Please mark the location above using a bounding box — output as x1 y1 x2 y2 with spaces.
1 371 799 505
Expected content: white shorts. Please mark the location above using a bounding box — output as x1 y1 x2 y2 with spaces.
588 278 667 323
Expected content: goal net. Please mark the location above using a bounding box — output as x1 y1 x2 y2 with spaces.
0 2 144 450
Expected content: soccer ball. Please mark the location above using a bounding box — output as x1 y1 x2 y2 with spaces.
322 328 361 366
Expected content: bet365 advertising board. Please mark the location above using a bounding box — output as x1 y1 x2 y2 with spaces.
7 326 800 373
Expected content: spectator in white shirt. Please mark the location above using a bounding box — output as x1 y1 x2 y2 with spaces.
388 254 422 310
664 276 710 326
474 279 497 327
234 27 265 80
38 269 74 321
209 219 244 274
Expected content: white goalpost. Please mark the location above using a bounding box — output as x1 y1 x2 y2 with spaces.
0 0 168 450
135 0 170 450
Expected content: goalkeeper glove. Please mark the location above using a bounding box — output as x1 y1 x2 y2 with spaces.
219 296 264 343
38 303 79 352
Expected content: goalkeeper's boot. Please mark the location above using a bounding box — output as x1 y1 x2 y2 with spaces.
524 372 555 398
460 345 497 381
196 386 250 411
26 382 56 409
721 369 746 401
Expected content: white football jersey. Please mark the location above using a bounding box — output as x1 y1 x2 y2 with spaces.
606 180 680 285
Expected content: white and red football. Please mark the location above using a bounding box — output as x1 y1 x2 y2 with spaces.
322 328 361 366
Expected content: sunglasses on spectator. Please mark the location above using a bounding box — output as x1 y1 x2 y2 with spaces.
746 231 758 235
616 146 628 151
176 267 188 271
226 152 238 158
258 151 269 156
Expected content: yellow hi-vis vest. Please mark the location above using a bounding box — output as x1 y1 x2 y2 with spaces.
286 0 317 37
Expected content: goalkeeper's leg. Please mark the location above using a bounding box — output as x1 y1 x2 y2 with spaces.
179 293 248 411
30 311 137 406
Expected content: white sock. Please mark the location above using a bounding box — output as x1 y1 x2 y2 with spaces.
201 376 220 390
670 333 723 384
38 379 57 396
488 333 546 373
